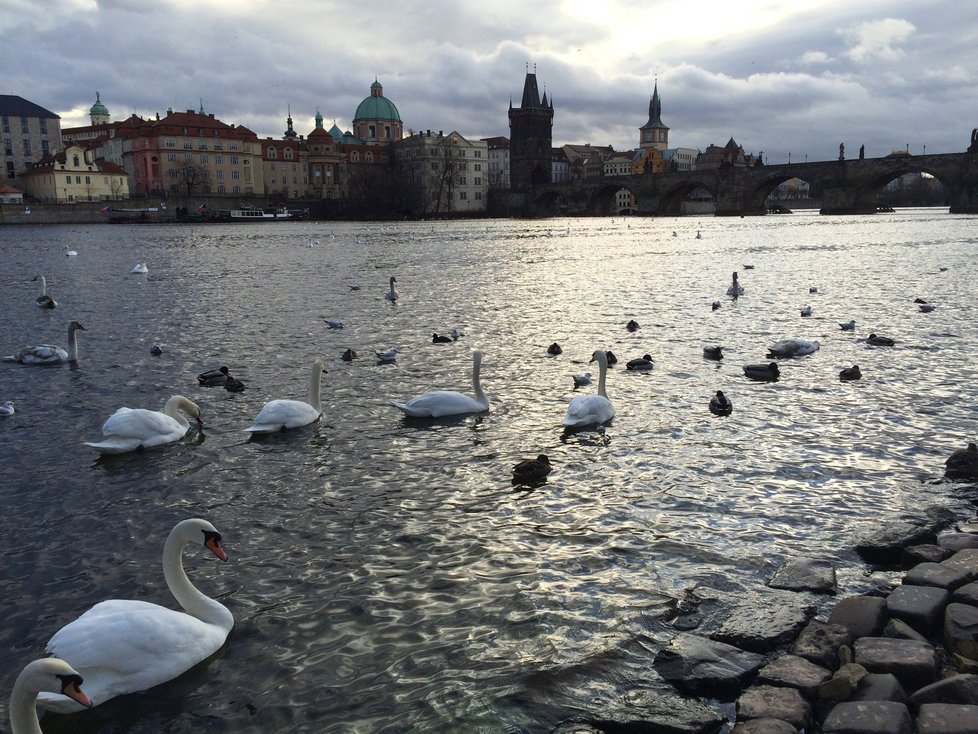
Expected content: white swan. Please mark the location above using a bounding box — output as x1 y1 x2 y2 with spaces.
9 659 92 732
64 246 78 257
1 401 14 416
4 320 86 364
245 358 326 432
767 338 819 357
84 395 203 453
33 275 57 308
385 276 398 301
563 349 615 427
37 518 232 713
131 263 148 274
392 351 489 417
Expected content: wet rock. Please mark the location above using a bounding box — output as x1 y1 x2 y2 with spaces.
712 601 814 653
937 533 978 553
855 508 957 565
944 603 978 661
952 581 978 605
828 596 888 640
590 689 728 734
769 557 838 594
854 637 938 691
736 684 811 731
903 562 973 590
791 621 852 668
730 718 797 734
886 585 951 636
941 549 978 582
818 663 869 701
915 703 978 732
653 633 765 698
882 618 930 644
821 701 913 734
756 654 832 700
909 673 978 707
852 673 909 704
902 544 953 567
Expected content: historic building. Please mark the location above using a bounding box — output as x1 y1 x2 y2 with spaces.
482 136 510 189
20 142 129 202
508 69 553 191
639 81 669 151
394 130 488 215
0 95 63 187
696 137 760 170
352 79 403 146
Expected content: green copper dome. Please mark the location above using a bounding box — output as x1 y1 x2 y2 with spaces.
353 80 401 122
90 92 109 116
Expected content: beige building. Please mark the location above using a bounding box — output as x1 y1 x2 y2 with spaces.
21 143 129 203
394 130 489 215
0 95 63 188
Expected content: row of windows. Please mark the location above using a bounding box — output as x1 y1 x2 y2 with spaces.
163 153 242 165
65 175 93 184
164 138 240 151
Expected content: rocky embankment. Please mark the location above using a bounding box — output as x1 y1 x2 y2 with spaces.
555 501 978 734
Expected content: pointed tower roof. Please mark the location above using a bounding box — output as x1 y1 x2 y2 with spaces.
284 105 298 138
641 81 668 131
521 72 543 109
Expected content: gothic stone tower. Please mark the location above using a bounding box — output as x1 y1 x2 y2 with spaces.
508 70 554 191
639 80 669 151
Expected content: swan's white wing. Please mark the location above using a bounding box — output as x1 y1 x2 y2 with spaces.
246 398 320 431
563 395 615 426
100 408 185 441
15 344 67 364
392 390 487 417
40 599 228 712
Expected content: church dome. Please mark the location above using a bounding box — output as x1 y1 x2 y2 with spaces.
90 92 109 117
354 80 401 122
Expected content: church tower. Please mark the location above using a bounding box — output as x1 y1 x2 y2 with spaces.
508 67 554 191
639 80 669 151
89 92 110 126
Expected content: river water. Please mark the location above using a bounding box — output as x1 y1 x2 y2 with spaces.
1 210 976 733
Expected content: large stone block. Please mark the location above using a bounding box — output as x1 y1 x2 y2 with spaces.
944 603 978 661
791 622 851 668
910 674 978 707
903 562 973 590
942 549 978 581
886 584 951 636
713 602 813 653
915 703 978 733
851 673 909 705
821 701 912 734
951 581 978 606
653 633 765 699
853 637 937 691
828 596 888 639
757 654 832 700
731 719 798 734
769 557 838 594
736 684 811 731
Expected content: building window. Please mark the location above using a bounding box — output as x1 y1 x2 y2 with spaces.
217 170 224 179
41 140 49 155
3 139 11 155
167 153 176 162
268 148 276 159
166 139 176 148
183 141 192 149
22 140 31 156
231 156 239 165
200 154 208 163
284 148 293 160
230 143 239 151
75 176 81 184
40 119 48 134
66 175 71 185
474 177 481 185
351 152 359 162
184 153 192 162
1 116 8 133
232 170 239 179
474 150 482 157
368 125 376 138
85 176 91 184
20 117 29 133
365 152 373 163
475 191 482 200
215 155 223 164
232 185 240 193
474 163 481 171
218 184 226 193
384 125 391 139
459 191 467 200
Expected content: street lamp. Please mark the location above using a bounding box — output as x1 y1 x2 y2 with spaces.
923 145 926 155
788 152 791 164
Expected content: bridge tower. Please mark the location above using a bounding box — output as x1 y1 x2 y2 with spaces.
508 68 554 192
639 80 669 152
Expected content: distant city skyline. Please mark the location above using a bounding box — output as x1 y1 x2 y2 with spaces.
3 1 976 162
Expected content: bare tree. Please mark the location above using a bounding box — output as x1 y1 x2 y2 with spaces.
175 162 209 197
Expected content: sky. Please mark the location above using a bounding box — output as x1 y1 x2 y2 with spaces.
3 0 977 164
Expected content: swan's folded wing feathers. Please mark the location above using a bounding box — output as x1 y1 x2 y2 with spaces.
101 407 182 440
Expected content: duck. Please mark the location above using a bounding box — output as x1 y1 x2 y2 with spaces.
4 321 86 365
563 349 615 428
572 372 592 388
547 342 563 356
376 347 400 364
709 390 733 416
767 338 819 357
913 297 928 304
866 333 896 346
392 351 489 418
63 246 78 257
9 659 92 730
800 306 813 317
744 362 780 381
432 333 453 343
703 346 724 360
131 263 148 274
726 272 744 297
839 320 856 331
150 343 163 355
919 303 936 313
384 276 398 301
0 401 14 416
945 442 978 479
84 395 203 453
839 365 862 381
341 348 358 361
37 518 233 713
712 300 721 311
325 319 345 329
604 350 618 366
626 354 654 371
349 284 362 291
512 454 552 485
626 319 641 332
695 230 702 239
224 375 246 392
809 286 818 294
32 275 57 308
197 365 230 386
245 358 327 432
743 264 755 270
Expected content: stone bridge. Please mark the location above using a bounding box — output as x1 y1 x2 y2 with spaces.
529 148 978 216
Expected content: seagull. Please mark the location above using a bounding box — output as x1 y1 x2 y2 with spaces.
131 263 148 274
325 320 344 329
839 320 856 331
449 329 464 340
0 401 14 416
573 372 592 388
376 347 400 363
800 306 813 317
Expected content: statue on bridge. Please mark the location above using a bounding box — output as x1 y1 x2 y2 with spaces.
859 145 865 160
839 143 845 161
970 128 978 153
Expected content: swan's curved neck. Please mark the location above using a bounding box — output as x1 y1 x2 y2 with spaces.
67 327 80 362
163 397 191 429
597 358 608 398
37 276 47 296
307 363 323 411
9 680 43 734
162 534 233 631
472 354 487 406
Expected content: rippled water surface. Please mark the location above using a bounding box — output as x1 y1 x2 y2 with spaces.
1 211 977 732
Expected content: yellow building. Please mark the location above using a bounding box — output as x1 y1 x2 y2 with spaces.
21 143 129 203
